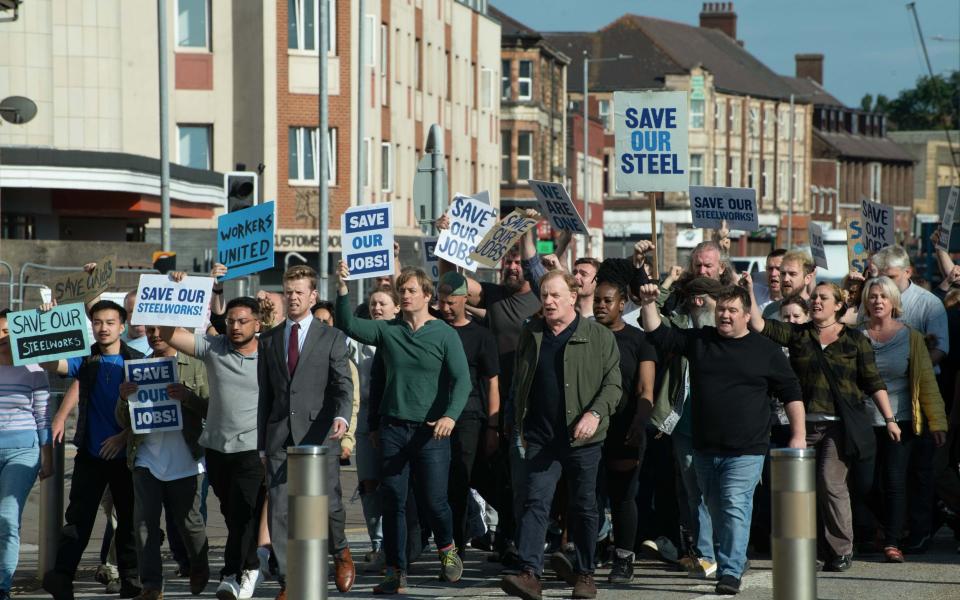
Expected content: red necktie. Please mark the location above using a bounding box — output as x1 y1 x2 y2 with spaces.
288 323 300 376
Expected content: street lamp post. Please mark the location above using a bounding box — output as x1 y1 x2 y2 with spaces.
582 52 631 256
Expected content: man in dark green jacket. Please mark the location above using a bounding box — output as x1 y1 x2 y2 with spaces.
501 271 621 600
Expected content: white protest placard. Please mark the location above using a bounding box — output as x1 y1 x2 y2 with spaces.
469 210 540 268
434 194 498 272
937 186 960 252
689 186 759 232
341 204 394 280
614 90 690 192
860 198 895 254
125 357 183 434
422 236 439 282
528 180 587 234
130 275 214 329
809 222 828 269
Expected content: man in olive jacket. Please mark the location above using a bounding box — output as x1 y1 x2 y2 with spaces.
501 271 621 600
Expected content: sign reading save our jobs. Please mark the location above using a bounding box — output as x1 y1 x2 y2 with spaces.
860 198 895 253
689 186 759 232
809 222 828 269
341 204 394 280
528 180 587 234
613 90 689 192
125 357 183 434
217 202 275 280
422 236 440 282
470 210 540 268
130 275 214 329
7 303 92 366
937 186 960 252
47 255 117 304
434 194 498 271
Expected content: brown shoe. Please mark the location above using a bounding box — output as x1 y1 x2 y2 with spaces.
334 547 356 592
189 564 209 595
500 570 542 600
274 589 287 600
572 573 597 599
132 590 162 600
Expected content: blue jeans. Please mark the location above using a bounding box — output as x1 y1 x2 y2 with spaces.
693 452 764 579
673 433 712 554
0 446 40 590
379 420 453 571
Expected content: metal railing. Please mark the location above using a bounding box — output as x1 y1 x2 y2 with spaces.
0 260 14 309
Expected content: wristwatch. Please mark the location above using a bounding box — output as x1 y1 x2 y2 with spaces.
589 409 602 420
884 416 896 424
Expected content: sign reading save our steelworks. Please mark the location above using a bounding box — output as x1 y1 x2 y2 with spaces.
7 303 92 366
689 186 760 232
614 91 689 192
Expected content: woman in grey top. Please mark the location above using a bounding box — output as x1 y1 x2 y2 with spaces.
859 276 947 563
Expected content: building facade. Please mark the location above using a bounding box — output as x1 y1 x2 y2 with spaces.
888 130 960 217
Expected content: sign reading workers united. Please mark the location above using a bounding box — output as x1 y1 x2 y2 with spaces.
7 303 92 366
130 275 214 329
341 203 394 280
614 90 689 192
434 194 498 272
125 357 183 434
689 186 760 232
217 202 275 280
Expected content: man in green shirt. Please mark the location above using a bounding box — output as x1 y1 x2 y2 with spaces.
335 263 471 595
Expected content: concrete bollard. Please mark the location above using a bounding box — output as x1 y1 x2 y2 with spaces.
287 446 329 600
770 447 817 600
37 393 64 578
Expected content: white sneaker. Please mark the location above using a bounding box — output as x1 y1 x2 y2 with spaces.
237 568 260 599
215 578 240 600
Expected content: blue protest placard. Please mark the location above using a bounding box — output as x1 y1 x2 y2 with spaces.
217 202 275 280
7 303 92 366
342 203 394 280
124 357 183 434
614 91 689 192
422 236 440 283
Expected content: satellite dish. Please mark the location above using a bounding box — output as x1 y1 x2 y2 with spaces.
0 96 37 124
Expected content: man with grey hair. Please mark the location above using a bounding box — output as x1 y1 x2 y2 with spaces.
870 243 949 554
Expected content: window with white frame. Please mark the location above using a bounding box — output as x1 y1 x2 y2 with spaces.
481 68 494 109
778 160 788 201
730 101 741 133
177 0 209 49
730 153 741 186
364 15 375 67
288 127 336 184
362 137 372 187
598 99 611 130
177 125 211 169
501 59 510 100
870 162 881 201
779 110 789 140
690 154 703 186
714 152 724 185
500 131 510 182
691 98 705 129
764 106 774 138
518 60 532 100
762 159 770 200
517 132 532 180
381 142 393 192
795 161 803 204
748 158 759 189
795 109 804 141
748 107 759 138
288 0 336 54
714 99 726 132
380 24 388 105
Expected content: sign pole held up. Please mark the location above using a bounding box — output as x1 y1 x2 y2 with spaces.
650 193 659 280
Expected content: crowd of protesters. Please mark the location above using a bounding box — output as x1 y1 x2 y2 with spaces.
0 214 958 599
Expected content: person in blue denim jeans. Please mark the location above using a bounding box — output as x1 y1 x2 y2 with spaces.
639 284 807 595
0 309 53 600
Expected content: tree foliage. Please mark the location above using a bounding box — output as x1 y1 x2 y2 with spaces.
860 72 959 130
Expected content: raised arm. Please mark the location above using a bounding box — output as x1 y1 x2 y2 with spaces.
159 326 199 357
637 284 664 333
739 272 766 332
210 263 227 316
334 261 385 346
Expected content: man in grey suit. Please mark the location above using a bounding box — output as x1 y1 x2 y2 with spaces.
257 265 355 599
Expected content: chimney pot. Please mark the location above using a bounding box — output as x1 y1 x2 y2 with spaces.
795 53 824 86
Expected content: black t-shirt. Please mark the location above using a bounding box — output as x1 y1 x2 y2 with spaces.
611 325 658 415
453 321 500 420
523 315 579 447
480 282 541 399
647 324 802 455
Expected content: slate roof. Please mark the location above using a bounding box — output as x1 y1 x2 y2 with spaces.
780 75 845 107
488 5 541 40
815 130 915 163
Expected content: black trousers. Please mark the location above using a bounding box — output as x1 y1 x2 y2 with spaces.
205 449 264 578
448 417 483 553
54 449 138 585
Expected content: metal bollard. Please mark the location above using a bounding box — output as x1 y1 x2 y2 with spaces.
38 393 65 578
770 447 817 600
287 446 329 600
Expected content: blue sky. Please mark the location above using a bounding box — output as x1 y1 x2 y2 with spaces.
495 0 960 107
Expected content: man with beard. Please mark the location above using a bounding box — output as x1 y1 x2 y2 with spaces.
435 272 501 558
752 249 787 312
572 259 600 319
761 251 816 321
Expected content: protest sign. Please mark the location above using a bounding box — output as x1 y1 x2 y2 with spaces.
7 303 92 366
809 222 828 269
125 357 183 434
860 198 895 254
130 275 214 329
613 91 689 192
422 236 440 282
846 218 869 274
936 186 960 252
47 255 117 304
434 194 498 271
689 186 759 232
217 202 275 280
470 210 540 268
528 180 587 234
341 204 394 280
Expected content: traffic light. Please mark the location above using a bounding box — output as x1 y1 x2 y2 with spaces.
224 171 258 213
